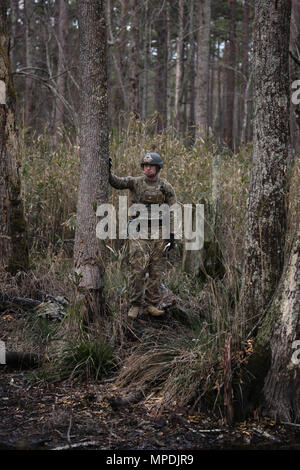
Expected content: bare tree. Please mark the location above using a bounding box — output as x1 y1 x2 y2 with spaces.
74 0 109 320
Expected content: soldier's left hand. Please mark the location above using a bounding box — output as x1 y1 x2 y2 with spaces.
166 233 175 252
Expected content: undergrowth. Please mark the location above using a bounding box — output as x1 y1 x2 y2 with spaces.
2 119 299 416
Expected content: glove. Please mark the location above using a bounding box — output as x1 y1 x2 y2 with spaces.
165 233 175 252
109 157 112 171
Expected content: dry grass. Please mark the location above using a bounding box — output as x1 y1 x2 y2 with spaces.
2 119 299 414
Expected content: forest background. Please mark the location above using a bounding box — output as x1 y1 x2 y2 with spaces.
0 0 300 427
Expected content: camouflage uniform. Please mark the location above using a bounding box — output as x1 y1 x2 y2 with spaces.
109 172 176 311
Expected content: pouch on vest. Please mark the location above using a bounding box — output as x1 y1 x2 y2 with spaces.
142 189 164 204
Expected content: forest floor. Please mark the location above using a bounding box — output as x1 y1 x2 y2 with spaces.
1 303 300 453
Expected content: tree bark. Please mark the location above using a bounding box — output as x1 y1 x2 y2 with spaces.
195 0 211 140
261 223 300 422
174 0 184 132
213 43 222 141
129 0 140 118
74 0 109 320
240 0 292 333
154 2 168 132
224 0 236 151
240 0 249 147
23 0 32 127
10 0 19 72
241 68 253 147
54 0 68 131
0 0 28 274
289 0 300 153
187 0 196 144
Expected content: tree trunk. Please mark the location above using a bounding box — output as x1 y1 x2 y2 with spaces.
0 0 28 273
213 43 222 141
129 0 140 118
261 222 300 422
241 68 253 147
240 0 249 147
240 0 292 334
119 0 128 107
54 0 68 132
208 46 215 134
154 2 168 132
224 0 236 151
174 0 184 132
74 0 109 321
289 0 300 153
141 3 149 121
195 0 211 140
187 0 196 144
23 0 32 127
10 0 19 72
0 1 28 273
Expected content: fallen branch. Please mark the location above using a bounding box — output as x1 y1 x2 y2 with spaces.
51 440 99 451
252 427 280 442
0 290 68 320
0 291 41 310
2 351 44 369
281 422 300 428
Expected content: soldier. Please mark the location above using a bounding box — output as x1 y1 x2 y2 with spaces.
109 153 177 319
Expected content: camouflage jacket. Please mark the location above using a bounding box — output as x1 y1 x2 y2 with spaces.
109 172 177 233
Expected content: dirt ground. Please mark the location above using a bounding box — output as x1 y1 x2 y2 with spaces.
1 310 300 453
1 369 300 452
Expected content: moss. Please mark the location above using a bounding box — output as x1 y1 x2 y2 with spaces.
234 291 283 420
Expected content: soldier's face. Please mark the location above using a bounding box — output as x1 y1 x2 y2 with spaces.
143 164 157 179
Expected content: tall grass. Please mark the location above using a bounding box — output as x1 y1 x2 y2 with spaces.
14 119 300 413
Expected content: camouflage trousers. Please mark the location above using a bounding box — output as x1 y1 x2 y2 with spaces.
129 237 166 307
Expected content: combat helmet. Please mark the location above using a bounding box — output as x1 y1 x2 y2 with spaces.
141 152 163 169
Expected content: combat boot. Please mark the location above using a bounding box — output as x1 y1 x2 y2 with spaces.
144 305 164 316
128 304 140 319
